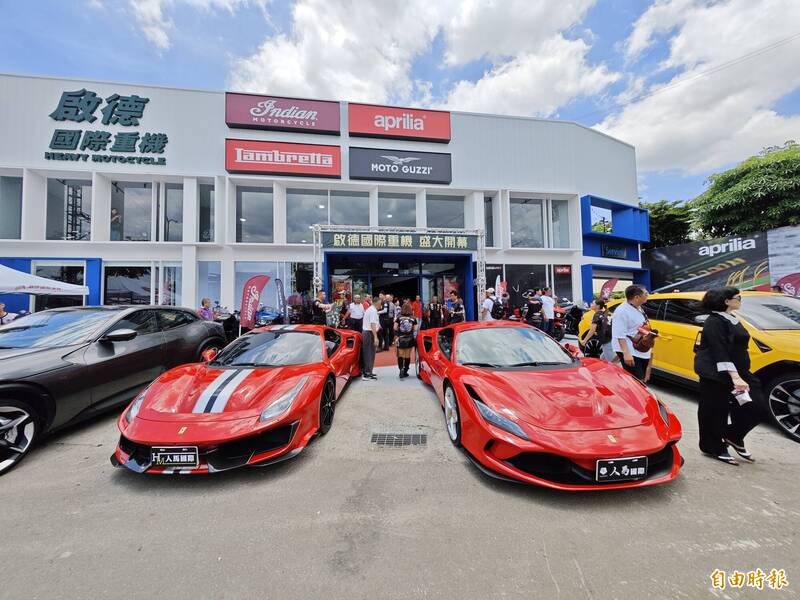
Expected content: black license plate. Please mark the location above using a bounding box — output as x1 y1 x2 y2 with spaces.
150 446 199 468
596 456 647 482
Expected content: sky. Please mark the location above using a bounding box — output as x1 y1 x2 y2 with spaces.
1 0 799 204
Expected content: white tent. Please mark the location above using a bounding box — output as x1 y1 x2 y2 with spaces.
0 264 89 295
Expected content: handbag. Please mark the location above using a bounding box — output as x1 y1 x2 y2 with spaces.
628 309 659 352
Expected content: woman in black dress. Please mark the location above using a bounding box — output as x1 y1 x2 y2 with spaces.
694 287 761 465
394 302 418 379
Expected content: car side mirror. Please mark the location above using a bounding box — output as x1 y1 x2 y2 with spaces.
201 348 217 362
101 328 138 343
694 314 709 325
563 342 583 358
346 337 355 349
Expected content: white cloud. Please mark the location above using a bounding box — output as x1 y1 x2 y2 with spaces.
600 0 800 174
443 36 619 117
623 0 695 62
442 0 594 65
125 0 269 51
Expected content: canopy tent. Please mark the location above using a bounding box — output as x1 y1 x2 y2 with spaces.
0 264 89 296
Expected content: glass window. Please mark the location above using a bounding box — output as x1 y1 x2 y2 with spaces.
32 264 85 312
0 176 23 239
159 265 182 306
236 186 273 243
211 331 323 366
330 190 369 226
108 310 160 335
641 300 665 320
104 266 152 305
197 261 221 308
158 309 197 330
552 265 573 302
163 183 183 241
551 199 570 248
504 264 547 313
437 328 454 360
198 184 215 242
510 198 544 248
455 327 573 367
484 196 494 247
111 182 152 241
379 192 415 227
46 179 92 240
426 195 464 229
287 188 328 244
235 262 279 308
0 309 116 348
663 299 706 325
324 328 342 357
737 295 800 330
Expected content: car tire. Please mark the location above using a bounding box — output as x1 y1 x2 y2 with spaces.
764 373 800 443
0 399 41 476
415 351 423 380
318 377 336 435
443 384 461 447
198 340 223 361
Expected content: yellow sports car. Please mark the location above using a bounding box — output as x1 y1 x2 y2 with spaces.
579 292 800 443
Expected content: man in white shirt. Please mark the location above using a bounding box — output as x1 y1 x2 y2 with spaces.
0 302 18 326
540 287 555 335
346 294 365 332
481 288 496 322
361 297 381 380
611 284 652 382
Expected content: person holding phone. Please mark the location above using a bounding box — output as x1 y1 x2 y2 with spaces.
694 287 761 465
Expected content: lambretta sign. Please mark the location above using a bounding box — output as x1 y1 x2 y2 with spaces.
348 103 451 142
349 147 452 184
225 93 340 134
225 139 341 178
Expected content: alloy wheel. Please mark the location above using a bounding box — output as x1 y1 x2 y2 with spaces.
444 386 460 444
0 404 38 475
768 378 800 441
319 379 336 434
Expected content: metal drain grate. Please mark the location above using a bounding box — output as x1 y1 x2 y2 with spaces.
370 433 427 447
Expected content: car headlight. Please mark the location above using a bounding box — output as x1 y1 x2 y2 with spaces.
656 399 670 427
466 387 530 441
260 376 309 423
125 393 145 424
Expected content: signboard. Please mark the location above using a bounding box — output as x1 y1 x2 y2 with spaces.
349 147 452 184
45 88 168 166
225 93 340 134
601 243 628 260
554 266 572 275
348 103 451 142
322 231 477 251
225 139 341 178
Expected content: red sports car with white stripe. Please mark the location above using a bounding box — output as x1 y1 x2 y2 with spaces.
111 325 361 474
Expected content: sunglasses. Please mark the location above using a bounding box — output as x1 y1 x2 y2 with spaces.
731 295 742 301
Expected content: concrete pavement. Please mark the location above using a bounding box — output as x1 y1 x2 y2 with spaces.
2 366 798 600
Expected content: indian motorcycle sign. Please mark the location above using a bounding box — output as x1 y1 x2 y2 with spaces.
225 93 340 134
225 139 341 178
348 103 451 142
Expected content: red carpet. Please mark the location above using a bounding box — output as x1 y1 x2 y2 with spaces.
373 347 416 368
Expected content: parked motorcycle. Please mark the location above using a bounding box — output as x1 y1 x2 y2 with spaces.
560 298 588 336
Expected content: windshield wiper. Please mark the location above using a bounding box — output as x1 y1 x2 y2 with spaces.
224 362 277 367
506 361 567 367
461 361 502 368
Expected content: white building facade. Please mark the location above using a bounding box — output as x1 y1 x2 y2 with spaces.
0 73 647 320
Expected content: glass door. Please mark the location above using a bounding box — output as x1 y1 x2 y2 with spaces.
31 261 86 312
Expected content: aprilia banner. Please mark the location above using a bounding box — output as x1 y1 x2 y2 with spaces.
348 103 451 142
225 139 341 178
225 93 340 134
240 275 270 329
349 147 452 184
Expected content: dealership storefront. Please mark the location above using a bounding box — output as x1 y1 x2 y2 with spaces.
0 73 645 319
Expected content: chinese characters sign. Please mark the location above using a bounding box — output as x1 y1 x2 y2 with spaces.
349 147 452 184
226 139 341 178
45 88 168 166
226 93 340 134
322 231 477 251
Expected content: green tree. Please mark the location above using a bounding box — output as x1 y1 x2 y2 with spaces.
641 199 693 249
691 141 800 237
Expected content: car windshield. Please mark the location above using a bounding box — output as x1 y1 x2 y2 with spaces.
0 310 117 349
737 295 800 330
455 326 574 367
210 331 322 367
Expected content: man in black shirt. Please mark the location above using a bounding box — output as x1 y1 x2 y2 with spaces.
311 290 332 325
427 296 443 328
448 291 464 323
523 290 543 327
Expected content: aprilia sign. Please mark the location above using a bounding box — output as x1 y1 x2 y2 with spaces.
348 103 451 142
349 147 452 184
225 139 341 178
226 93 340 134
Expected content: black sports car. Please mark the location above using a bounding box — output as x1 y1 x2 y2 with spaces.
0 306 226 475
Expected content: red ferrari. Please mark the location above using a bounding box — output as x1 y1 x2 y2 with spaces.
415 321 683 490
111 325 361 474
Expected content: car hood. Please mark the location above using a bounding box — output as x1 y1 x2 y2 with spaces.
752 329 800 355
462 359 656 432
138 362 322 422
0 345 86 379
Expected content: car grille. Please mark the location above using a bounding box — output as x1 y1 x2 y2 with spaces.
118 421 298 472
505 442 676 486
